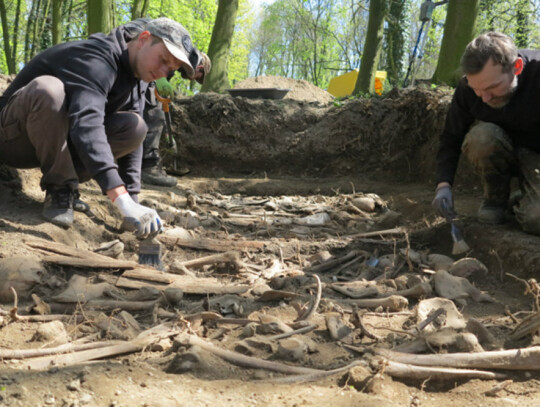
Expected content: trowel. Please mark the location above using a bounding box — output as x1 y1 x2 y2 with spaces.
155 89 189 176
441 199 470 255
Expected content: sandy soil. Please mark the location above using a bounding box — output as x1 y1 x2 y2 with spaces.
0 78 539 407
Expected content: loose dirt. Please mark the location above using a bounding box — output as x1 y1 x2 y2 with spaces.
0 76 539 407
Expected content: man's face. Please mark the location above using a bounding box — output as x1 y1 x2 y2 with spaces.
132 32 183 82
193 63 205 81
466 58 520 109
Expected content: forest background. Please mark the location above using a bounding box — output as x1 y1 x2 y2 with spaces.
0 0 538 96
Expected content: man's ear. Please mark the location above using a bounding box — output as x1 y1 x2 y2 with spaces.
137 30 152 47
514 57 524 76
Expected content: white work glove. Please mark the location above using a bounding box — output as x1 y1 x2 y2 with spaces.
113 193 162 237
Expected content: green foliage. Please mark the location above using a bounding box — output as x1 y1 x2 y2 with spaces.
170 71 195 96
250 0 358 89
413 2 447 80
145 0 217 52
0 50 7 73
0 0 538 87
227 0 253 86
477 0 539 48
383 0 410 87
119 0 219 95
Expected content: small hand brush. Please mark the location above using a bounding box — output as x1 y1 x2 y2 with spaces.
138 236 164 270
441 200 470 255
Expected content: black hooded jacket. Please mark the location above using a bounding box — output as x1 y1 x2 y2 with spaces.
436 49 540 185
0 27 146 196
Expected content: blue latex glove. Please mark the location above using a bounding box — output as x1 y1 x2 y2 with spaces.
432 185 456 220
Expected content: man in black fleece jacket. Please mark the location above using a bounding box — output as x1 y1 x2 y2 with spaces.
432 32 540 235
122 18 211 187
0 18 195 235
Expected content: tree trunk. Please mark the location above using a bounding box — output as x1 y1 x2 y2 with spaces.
200 0 239 93
110 0 116 29
353 0 389 95
38 0 52 51
30 0 43 59
24 0 38 63
431 0 479 86
515 0 530 48
0 0 15 73
131 0 149 20
11 0 22 69
63 0 73 40
87 0 111 35
384 0 406 87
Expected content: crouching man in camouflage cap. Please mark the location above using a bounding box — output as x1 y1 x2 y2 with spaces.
122 18 211 187
0 18 194 235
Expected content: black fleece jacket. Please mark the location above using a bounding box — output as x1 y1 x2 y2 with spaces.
436 49 540 186
0 27 147 196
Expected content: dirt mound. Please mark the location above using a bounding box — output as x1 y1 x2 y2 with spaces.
233 75 334 104
0 73 13 93
2 72 540 407
171 87 467 185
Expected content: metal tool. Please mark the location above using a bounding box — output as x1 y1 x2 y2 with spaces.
441 199 470 256
154 88 190 176
154 88 177 159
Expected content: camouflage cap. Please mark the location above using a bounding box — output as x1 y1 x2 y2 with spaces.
145 17 195 78
179 50 211 84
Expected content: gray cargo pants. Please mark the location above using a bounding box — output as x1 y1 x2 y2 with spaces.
142 102 165 169
462 121 540 235
0 76 146 192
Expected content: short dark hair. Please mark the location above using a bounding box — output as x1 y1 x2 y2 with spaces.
150 34 162 46
461 32 518 75
133 31 163 46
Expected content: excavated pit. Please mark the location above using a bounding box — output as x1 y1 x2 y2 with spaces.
0 78 540 406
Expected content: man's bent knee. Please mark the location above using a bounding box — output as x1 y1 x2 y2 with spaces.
31 76 66 112
106 112 147 158
462 122 515 174
463 122 510 160
120 113 147 147
132 114 148 144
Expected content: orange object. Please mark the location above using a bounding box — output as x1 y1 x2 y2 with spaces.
374 71 387 96
328 70 387 97
154 88 171 112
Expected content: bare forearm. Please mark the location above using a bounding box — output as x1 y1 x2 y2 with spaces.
106 185 128 202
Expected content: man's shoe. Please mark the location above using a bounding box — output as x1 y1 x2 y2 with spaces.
43 187 74 228
167 165 191 177
477 200 506 224
73 190 90 213
141 165 177 187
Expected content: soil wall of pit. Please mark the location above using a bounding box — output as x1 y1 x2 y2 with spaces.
169 87 476 187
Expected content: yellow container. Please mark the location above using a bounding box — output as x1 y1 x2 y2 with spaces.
327 69 358 98
327 70 387 97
